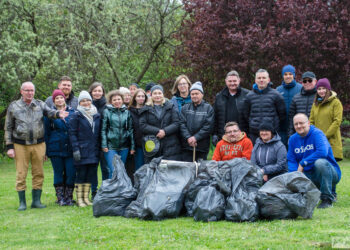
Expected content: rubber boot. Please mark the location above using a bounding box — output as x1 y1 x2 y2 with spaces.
18 191 27 211
64 186 75 206
54 185 66 206
91 191 97 201
75 184 87 207
83 183 93 206
31 189 46 208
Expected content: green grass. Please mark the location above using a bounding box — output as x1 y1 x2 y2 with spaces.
0 158 349 249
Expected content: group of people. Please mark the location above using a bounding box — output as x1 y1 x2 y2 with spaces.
4 64 343 211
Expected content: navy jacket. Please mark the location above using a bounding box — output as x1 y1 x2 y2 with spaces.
68 110 101 166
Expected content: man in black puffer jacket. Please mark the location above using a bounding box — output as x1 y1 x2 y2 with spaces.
180 82 214 161
242 69 286 144
213 70 249 145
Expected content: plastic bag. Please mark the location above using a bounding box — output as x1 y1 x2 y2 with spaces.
256 172 321 220
93 154 137 217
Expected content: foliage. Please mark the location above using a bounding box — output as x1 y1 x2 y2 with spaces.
0 160 350 248
175 0 350 102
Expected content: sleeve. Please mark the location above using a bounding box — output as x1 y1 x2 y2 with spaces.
309 104 315 125
263 143 287 175
325 99 343 139
68 112 80 153
241 138 253 160
163 105 180 136
170 96 179 113
240 97 250 134
213 96 219 136
179 107 192 140
287 137 299 172
128 112 135 151
212 141 222 161
101 109 109 149
139 109 160 135
41 101 59 119
4 104 15 149
194 105 214 141
43 117 51 155
276 93 287 130
288 98 297 137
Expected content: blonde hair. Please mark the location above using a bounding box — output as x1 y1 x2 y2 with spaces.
171 74 192 95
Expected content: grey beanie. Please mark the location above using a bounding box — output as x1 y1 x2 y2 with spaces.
190 81 204 94
78 90 92 103
150 84 164 94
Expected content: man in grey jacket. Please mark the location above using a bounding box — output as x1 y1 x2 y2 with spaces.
5 82 68 211
45 76 78 109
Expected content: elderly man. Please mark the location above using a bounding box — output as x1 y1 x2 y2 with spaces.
288 113 341 209
212 122 253 161
242 69 286 144
46 76 78 109
213 70 249 145
5 82 68 211
288 72 317 137
180 81 214 161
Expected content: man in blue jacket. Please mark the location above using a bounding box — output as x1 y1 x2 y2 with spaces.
288 113 341 209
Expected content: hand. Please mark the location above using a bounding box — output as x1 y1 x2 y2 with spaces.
297 164 304 172
102 148 108 153
59 110 69 119
7 149 15 158
156 129 166 139
130 150 135 155
263 175 268 182
73 150 81 161
187 136 197 147
212 135 219 146
44 155 48 162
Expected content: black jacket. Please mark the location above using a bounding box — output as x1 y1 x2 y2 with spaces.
129 107 143 148
93 96 107 118
242 84 286 138
180 101 214 152
213 87 249 138
288 87 317 137
139 101 181 159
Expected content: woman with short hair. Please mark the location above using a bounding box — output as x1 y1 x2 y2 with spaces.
170 75 192 113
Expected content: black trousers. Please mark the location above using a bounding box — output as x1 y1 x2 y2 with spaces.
75 164 98 184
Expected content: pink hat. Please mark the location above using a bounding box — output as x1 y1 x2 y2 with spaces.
52 89 66 101
316 78 331 91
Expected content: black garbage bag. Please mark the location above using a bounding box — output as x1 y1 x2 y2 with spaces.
225 158 263 222
193 185 225 222
256 172 321 220
93 154 137 217
126 159 196 220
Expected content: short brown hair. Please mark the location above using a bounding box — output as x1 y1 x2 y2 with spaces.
88 82 105 96
59 76 72 83
171 74 192 95
129 89 148 108
224 121 240 132
107 90 124 104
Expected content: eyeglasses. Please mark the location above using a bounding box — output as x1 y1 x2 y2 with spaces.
294 121 308 126
178 82 188 87
302 79 313 83
22 89 34 92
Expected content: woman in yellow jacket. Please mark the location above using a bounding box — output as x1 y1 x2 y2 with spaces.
310 78 343 161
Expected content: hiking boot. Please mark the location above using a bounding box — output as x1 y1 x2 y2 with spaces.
17 191 27 211
31 189 46 209
317 199 333 209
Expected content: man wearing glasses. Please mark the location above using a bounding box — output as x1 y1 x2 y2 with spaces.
288 72 317 137
5 82 68 211
288 113 341 209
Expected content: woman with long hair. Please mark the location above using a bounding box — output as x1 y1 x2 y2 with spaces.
170 75 192 113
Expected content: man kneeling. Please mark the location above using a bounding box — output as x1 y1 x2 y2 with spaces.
212 122 253 161
288 113 341 209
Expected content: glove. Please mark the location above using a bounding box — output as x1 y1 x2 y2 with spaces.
212 135 219 146
73 150 81 162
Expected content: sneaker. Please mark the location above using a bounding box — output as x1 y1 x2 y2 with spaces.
317 199 333 209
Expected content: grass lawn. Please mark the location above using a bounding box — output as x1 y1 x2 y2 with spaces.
0 158 349 249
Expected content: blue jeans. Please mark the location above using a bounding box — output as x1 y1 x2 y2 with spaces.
134 147 145 171
104 149 129 179
50 156 76 187
303 159 339 201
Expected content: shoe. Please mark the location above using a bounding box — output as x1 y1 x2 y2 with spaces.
17 191 27 211
91 191 97 201
31 189 46 208
317 199 333 209
54 185 66 206
75 184 87 207
82 183 93 206
64 186 75 206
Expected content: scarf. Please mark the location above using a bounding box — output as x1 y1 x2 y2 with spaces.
77 104 98 127
282 79 297 89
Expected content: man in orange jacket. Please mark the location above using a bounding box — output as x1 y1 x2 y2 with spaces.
212 122 253 161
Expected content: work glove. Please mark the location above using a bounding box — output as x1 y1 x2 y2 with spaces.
73 150 81 162
212 135 219 146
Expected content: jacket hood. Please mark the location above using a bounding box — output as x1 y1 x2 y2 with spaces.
222 132 247 143
252 82 273 93
255 133 281 145
106 104 127 112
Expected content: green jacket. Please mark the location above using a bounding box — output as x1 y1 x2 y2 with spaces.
310 91 343 159
101 105 135 151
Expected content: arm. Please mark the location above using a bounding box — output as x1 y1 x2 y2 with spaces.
309 104 315 125
276 93 287 130
213 97 219 136
288 98 297 137
101 109 109 149
127 112 135 151
179 107 192 140
263 143 287 175
68 112 80 153
193 105 215 141
163 105 180 136
325 99 343 139
4 104 15 150
240 98 250 134
139 109 161 135
241 138 253 160
43 117 52 155
41 101 60 119
287 138 299 172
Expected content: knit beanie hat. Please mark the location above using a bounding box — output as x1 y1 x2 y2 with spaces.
150 84 164 94
282 64 296 77
52 89 66 101
316 78 331 90
78 90 92 103
145 82 156 92
259 121 275 133
190 81 204 94
129 82 140 88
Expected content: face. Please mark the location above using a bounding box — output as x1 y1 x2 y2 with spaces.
79 99 91 108
151 90 164 104
129 85 138 96
123 93 131 104
177 78 190 94
58 80 72 97
21 83 35 103
283 72 294 84
302 78 317 91
135 92 146 106
317 86 327 98
111 95 123 108
225 125 241 142
260 130 272 142
293 115 310 137
190 90 203 105
225 75 240 92
91 86 103 100
255 72 270 90
54 95 66 107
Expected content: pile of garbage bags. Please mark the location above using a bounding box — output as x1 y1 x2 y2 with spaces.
93 155 320 222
